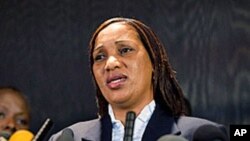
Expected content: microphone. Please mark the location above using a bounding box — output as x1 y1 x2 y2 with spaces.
9 130 34 141
193 124 229 141
2 118 53 141
157 135 188 141
123 111 136 141
32 118 53 141
56 128 74 141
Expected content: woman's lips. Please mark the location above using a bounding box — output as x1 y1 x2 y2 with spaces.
106 74 127 89
0 130 12 139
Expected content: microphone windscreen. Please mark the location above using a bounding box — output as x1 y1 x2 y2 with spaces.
9 130 34 141
157 135 188 141
56 128 74 141
193 124 228 141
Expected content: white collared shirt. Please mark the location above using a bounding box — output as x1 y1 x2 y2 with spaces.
108 100 156 141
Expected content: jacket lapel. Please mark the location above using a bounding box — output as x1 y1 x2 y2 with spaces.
142 104 181 141
100 114 112 141
80 115 112 141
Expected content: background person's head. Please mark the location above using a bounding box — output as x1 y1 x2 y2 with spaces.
0 86 30 137
89 17 186 117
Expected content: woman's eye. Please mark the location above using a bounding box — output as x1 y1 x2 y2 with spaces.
119 47 134 55
0 112 5 120
16 118 28 126
94 53 106 62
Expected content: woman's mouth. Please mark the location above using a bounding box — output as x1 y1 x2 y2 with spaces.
0 130 12 139
106 74 127 89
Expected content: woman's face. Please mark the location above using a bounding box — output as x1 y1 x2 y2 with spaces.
92 22 154 109
0 90 30 136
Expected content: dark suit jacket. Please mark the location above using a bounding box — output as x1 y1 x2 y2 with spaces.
49 105 228 141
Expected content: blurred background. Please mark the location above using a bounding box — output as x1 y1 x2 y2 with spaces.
0 0 249 139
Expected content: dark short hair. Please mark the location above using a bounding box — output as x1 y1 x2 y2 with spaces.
89 17 186 117
0 86 31 119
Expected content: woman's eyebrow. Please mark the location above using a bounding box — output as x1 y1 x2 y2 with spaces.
93 44 103 52
115 39 133 44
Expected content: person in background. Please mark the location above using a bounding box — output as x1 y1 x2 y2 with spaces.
0 86 30 140
49 17 228 141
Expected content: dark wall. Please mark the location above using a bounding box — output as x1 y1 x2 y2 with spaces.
0 0 249 138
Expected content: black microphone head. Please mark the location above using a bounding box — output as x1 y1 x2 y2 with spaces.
56 128 74 141
193 124 228 141
124 111 136 141
157 135 188 141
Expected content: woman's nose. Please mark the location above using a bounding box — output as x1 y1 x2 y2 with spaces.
3 118 16 132
104 56 121 71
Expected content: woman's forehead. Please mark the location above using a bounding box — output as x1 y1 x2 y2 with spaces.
95 23 140 44
99 22 137 36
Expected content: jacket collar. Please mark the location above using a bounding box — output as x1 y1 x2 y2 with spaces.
81 104 181 141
